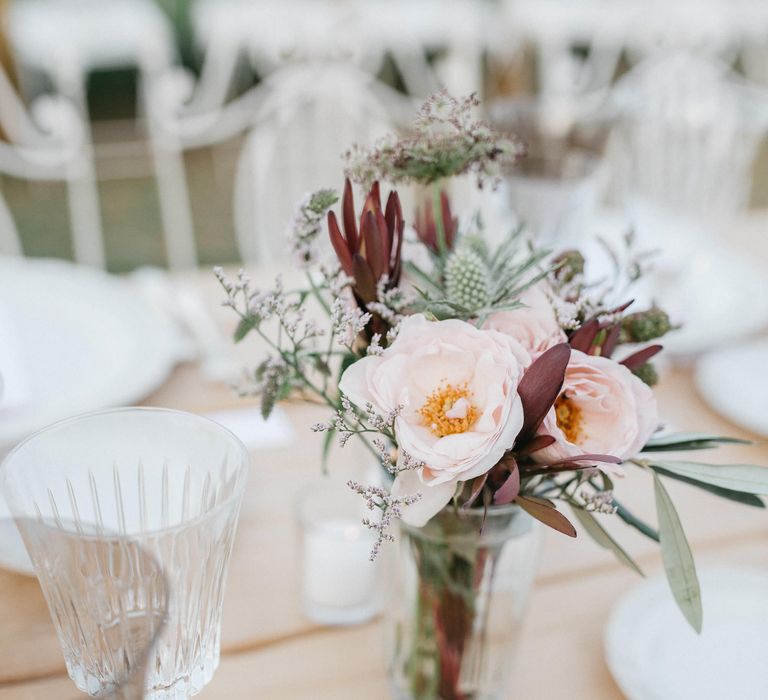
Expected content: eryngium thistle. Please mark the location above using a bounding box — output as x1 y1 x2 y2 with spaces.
632 361 659 386
444 247 489 312
621 307 672 343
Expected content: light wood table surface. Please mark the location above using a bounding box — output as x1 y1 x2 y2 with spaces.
0 264 766 700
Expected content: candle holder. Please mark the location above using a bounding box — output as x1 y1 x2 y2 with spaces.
297 479 385 625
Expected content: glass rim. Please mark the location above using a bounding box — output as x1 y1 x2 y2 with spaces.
399 502 529 543
1 406 251 536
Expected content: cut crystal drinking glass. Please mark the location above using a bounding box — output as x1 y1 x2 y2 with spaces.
0 408 249 699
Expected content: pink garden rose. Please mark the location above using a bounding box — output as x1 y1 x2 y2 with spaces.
339 314 530 526
484 283 567 357
535 349 658 469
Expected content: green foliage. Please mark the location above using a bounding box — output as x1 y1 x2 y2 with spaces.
344 92 523 187
653 473 703 633
643 433 752 452
649 460 768 496
632 362 658 386
444 247 490 312
651 465 765 508
410 225 553 323
621 307 672 343
613 499 659 542
234 315 256 343
307 188 338 213
571 506 644 576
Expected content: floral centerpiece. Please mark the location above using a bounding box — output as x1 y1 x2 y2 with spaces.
217 93 768 700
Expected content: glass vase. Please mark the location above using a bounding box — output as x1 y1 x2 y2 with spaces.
0 408 249 699
386 505 540 700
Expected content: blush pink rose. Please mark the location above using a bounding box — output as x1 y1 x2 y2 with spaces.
535 349 658 470
484 283 566 357
339 314 530 526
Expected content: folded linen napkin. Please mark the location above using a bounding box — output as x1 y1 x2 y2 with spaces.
0 301 31 416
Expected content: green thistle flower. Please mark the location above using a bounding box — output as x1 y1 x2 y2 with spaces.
621 307 672 343
632 362 659 387
444 247 490 312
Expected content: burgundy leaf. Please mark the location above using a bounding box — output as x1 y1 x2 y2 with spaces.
414 203 435 251
462 474 488 508
569 318 600 353
493 463 520 505
384 191 398 257
361 181 382 223
601 324 621 358
361 211 386 280
328 211 353 275
516 434 556 456
375 209 391 266
621 344 663 371
531 453 622 469
520 494 555 507
517 496 577 537
609 299 635 314
352 254 376 303
517 343 571 443
439 190 456 249
391 204 404 283
559 453 622 464
522 463 597 476
342 178 358 252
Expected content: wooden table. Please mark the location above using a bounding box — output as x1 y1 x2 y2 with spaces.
0 266 767 699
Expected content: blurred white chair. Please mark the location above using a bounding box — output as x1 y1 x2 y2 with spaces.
611 51 768 253
0 64 102 265
190 0 488 106
7 0 198 269
231 62 408 264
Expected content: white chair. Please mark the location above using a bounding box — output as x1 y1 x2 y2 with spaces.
610 51 768 253
7 0 198 269
231 62 409 264
0 64 102 265
190 0 488 106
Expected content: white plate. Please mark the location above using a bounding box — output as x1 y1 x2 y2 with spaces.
605 568 768 700
0 257 183 449
695 338 768 437
639 250 768 357
0 257 184 574
583 212 768 357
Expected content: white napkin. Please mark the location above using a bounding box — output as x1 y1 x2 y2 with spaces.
204 406 294 451
0 301 31 415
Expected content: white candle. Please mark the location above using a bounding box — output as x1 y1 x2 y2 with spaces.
301 517 380 622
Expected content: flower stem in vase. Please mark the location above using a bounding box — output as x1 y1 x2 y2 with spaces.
405 517 492 700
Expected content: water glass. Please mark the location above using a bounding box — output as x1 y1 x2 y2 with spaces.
489 97 610 246
0 408 249 699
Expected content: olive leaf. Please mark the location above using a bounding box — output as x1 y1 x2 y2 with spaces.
651 465 764 508
613 498 659 542
651 461 768 495
570 506 643 576
653 473 702 633
643 433 752 452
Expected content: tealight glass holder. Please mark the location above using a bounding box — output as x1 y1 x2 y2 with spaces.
297 479 385 625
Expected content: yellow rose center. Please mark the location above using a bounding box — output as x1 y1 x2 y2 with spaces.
419 383 479 438
555 393 584 445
